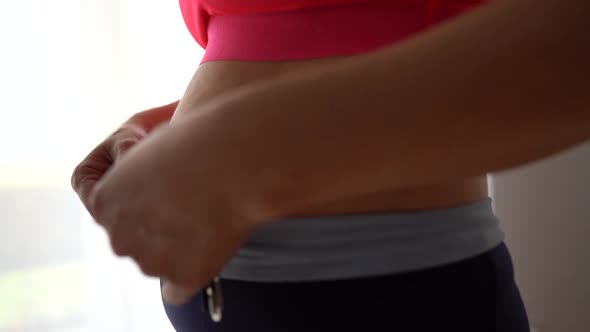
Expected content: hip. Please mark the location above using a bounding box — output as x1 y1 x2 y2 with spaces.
162 242 530 332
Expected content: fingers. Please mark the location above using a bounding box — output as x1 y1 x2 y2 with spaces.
158 239 212 306
94 202 220 306
100 210 197 285
104 214 178 280
109 226 208 306
124 231 211 304
106 220 150 257
72 129 144 215
71 144 112 216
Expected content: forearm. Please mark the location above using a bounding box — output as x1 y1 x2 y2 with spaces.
173 0 590 221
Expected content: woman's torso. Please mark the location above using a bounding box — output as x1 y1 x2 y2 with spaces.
172 62 498 281
174 57 489 217
167 0 502 283
172 0 491 216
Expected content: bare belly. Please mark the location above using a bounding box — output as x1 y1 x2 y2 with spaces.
173 57 489 216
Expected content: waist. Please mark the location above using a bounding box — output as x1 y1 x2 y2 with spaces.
221 197 504 281
291 178 488 216
202 0 488 63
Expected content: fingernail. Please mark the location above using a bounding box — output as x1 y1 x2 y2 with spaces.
163 283 192 306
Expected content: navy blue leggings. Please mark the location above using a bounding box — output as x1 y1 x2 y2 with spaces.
162 243 529 332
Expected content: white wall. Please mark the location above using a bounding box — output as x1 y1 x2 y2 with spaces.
491 141 590 332
0 1 203 331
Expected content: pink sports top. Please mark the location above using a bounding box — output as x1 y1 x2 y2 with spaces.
179 0 488 63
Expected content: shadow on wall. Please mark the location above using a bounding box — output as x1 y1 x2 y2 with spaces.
491 141 590 332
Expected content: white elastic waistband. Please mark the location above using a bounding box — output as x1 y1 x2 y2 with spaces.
220 198 504 282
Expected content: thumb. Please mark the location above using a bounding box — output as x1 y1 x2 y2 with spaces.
162 282 200 306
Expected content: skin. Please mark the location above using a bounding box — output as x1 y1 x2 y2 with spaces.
72 0 590 305
174 59 489 216
72 101 179 211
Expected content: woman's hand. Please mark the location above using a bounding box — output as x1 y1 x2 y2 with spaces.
86 120 257 306
72 101 178 212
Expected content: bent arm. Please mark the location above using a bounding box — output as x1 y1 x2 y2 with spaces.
171 0 590 222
